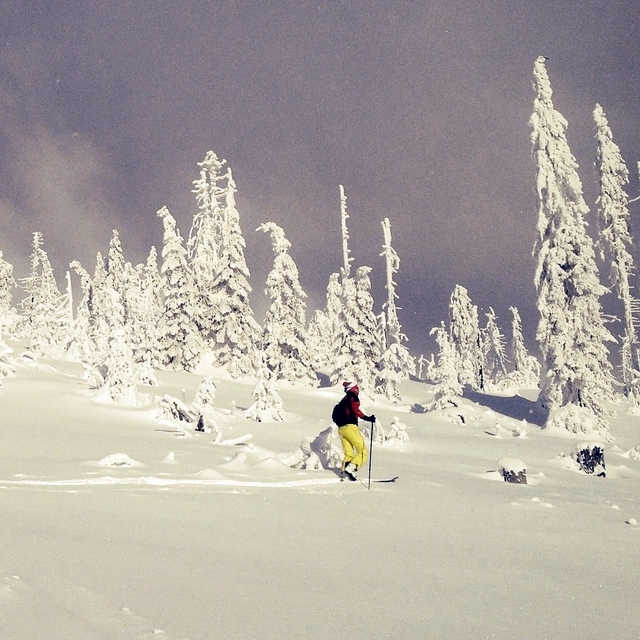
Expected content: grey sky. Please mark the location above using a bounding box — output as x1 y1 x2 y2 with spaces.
1 0 639 357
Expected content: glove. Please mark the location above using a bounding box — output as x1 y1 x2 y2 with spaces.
366 414 376 423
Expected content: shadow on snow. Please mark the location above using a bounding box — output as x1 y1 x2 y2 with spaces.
463 388 548 427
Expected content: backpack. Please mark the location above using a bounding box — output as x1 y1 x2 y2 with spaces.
332 396 350 427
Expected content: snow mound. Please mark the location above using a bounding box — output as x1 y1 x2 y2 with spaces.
193 469 226 479
219 452 249 471
252 457 298 474
162 452 177 464
97 453 142 468
623 444 640 460
498 457 527 473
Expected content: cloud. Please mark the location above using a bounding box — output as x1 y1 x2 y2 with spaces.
0 43 116 280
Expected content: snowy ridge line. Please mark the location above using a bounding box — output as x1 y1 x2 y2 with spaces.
0 475 344 488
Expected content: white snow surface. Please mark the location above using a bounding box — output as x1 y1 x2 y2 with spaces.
1 355 640 639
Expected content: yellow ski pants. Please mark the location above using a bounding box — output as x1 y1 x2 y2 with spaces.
338 424 367 470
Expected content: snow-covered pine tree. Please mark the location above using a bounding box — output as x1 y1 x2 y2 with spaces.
246 360 285 422
481 307 509 390
193 375 217 413
258 222 316 385
593 103 639 400
106 230 130 326
0 251 17 334
134 246 164 375
68 260 96 365
206 169 261 378
428 322 463 410
19 232 69 357
448 284 483 390
188 151 226 264
188 151 227 340
104 327 138 404
307 272 343 371
330 266 381 391
89 252 117 375
339 184 354 279
530 56 614 436
306 309 331 371
376 217 415 399
508 306 540 388
157 206 201 372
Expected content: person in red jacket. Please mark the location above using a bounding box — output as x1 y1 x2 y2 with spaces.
332 381 376 481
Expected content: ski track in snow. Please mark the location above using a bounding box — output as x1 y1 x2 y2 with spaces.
0 474 347 489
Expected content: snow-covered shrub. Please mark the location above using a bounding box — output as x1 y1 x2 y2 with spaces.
545 404 612 442
192 375 222 438
157 395 196 424
246 366 285 422
361 419 384 444
571 442 606 477
193 375 217 411
498 457 527 484
282 426 343 470
386 416 409 444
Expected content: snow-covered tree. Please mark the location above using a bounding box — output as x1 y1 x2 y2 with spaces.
481 308 508 390
0 251 17 334
246 361 285 422
68 260 97 365
530 56 614 435
428 322 463 410
106 230 129 326
88 252 118 371
104 327 138 404
258 222 316 385
594 103 639 400
339 184 354 278
376 217 415 399
206 169 261 377
19 232 69 356
448 284 483 390
188 151 227 264
508 306 540 388
188 151 227 339
306 309 332 371
133 246 164 376
330 266 381 391
307 272 343 370
157 206 201 372
193 375 217 414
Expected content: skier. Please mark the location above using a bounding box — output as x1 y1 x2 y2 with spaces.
332 381 376 481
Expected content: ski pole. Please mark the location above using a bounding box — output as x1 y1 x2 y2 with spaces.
367 417 375 490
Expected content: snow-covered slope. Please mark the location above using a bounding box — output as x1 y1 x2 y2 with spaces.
1 354 639 639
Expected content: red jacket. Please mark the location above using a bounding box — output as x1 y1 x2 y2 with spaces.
334 390 368 426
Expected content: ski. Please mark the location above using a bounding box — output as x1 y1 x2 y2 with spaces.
339 475 399 485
